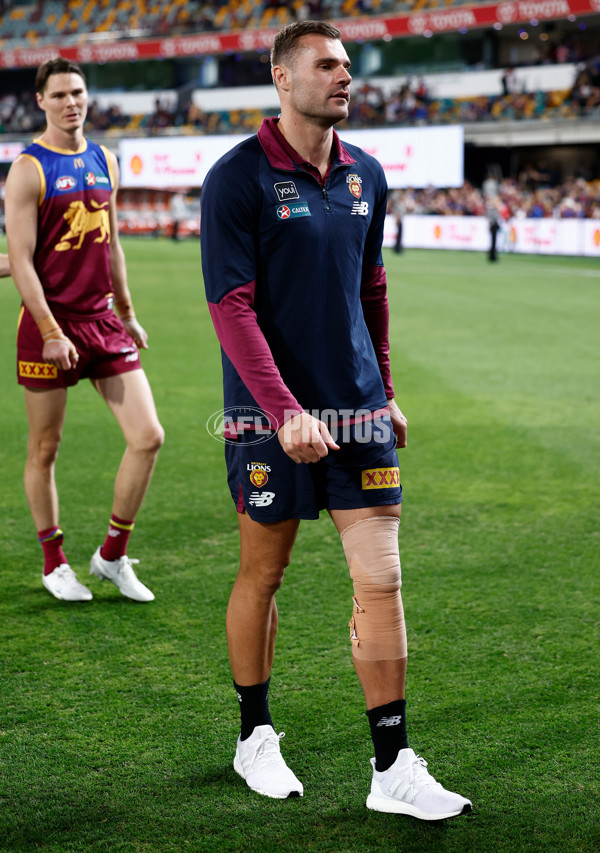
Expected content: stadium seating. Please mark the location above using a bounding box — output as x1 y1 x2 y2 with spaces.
1 1 599 224
0 0 504 46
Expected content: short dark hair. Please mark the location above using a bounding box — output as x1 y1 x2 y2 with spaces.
270 20 341 72
35 57 86 94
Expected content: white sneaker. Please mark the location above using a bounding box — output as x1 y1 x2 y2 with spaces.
366 748 472 820
89 547 154 602
42 564 93 602
233 725 304 799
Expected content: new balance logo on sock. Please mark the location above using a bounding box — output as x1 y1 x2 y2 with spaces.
376 715 403 727
108 529 122 538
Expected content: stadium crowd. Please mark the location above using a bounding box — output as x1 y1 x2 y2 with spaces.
1 54 600 138
1 3 599 225
388 175 600 221
1 1 480 46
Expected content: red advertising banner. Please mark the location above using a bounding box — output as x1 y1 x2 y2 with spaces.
1 0 599 68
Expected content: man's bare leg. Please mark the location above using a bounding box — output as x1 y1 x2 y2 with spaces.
23 386 67 532
25 386 92 600
93 369 164 520
227 512 299 685
228 511 304 798
89 370 163 601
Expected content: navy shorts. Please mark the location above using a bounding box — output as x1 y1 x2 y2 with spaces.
225 414 402 523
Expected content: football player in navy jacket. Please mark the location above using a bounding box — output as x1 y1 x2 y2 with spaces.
201 20 471 820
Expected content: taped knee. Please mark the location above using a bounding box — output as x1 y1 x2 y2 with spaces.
340 516 407 661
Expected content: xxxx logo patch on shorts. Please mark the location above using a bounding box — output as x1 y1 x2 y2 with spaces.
361 467 400 489
19 361 58 379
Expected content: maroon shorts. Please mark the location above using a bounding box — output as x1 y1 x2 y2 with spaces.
16 307 141 389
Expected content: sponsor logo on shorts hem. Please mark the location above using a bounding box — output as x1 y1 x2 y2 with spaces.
361 467 400 489
19 361 58 379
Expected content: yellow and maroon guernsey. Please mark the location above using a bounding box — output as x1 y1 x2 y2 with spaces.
20 138 115 320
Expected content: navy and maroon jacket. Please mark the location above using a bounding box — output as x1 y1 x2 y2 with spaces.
201 117 394 432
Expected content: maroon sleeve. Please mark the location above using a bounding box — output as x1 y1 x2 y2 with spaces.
360 264 395 400
208 280 303 430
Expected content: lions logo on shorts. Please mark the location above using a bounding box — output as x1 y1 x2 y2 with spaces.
250 469 269 488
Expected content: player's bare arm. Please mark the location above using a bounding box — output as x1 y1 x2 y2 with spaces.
387 398 407 448
277 411 339 464
107 151 148 349
0 253 10 277
5 155 78 370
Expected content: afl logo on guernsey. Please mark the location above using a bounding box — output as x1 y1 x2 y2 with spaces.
347 174 362 199
54 176 77 191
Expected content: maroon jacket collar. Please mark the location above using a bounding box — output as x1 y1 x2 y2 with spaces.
257 116 356 174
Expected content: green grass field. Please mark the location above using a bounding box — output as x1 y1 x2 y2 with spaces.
1 238 599 852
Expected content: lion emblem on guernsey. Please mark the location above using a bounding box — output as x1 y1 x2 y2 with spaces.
55 199 111 251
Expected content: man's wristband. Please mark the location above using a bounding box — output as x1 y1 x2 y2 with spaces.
36 314 78 360
114 299 136 320
37 314 64 342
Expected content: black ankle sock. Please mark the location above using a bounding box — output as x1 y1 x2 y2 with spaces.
366 699 408 772
234 678 274 741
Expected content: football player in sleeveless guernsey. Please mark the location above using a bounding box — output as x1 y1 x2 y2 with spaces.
5 58 164 603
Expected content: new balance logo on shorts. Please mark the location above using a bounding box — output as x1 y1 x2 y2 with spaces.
376 715 403 727
248 491 275 507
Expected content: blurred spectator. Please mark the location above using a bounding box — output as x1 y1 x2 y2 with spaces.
501 67 518 97
388 178 600 220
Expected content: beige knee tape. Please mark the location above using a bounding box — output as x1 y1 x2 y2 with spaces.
340 516 407 661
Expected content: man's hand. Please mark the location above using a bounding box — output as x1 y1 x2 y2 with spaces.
388 398 407 448
37 315 78 370
42 336 79 370
121 316 149 349
278 412 340 463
